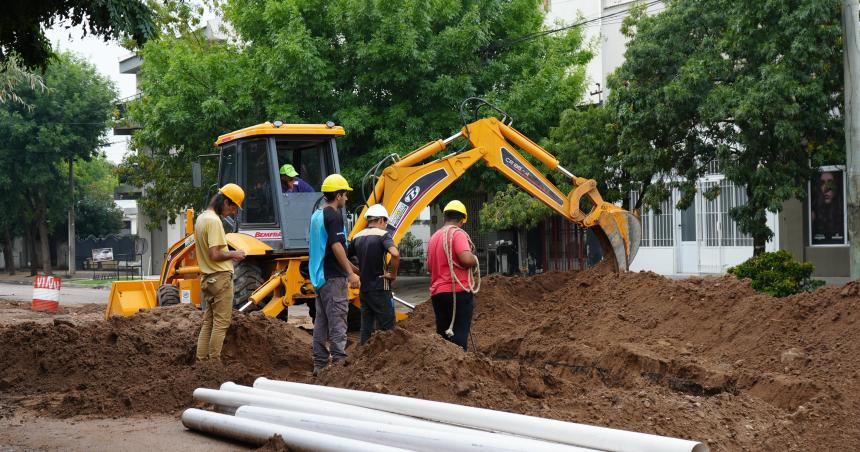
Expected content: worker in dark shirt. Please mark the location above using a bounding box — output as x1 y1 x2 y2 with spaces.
280 164 314 193
348 204 400 345
309 174 360 376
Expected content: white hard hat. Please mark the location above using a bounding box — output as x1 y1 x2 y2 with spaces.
365 204 389 220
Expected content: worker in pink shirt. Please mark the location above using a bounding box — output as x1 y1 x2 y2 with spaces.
426 200 479 350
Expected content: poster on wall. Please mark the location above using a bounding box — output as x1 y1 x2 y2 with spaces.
809 167 847 246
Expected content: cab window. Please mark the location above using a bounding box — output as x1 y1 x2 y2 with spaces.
218 144 237 185
241 139 276 224
275 139 332 191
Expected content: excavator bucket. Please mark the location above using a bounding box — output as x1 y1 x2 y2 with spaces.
594 207 641 272
105 280 159 319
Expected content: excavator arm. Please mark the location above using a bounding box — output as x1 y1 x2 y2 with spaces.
350 116 640 271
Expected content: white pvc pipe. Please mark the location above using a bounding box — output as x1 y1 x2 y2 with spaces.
236 405 594 452
218 383 477 434
181 408 407 452
216 384 597 451
254 378 709 452
195 387 417 426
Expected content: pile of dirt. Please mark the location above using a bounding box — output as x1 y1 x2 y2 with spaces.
0 304 312 418
323 270 860 451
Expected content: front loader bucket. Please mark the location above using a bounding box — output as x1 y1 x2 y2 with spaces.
105 280 159 319
593 207 641 272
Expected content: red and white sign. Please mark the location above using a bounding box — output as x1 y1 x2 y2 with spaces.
239 230 282 240
31 275 61 313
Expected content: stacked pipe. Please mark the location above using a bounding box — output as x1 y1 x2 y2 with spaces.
182 377 709 452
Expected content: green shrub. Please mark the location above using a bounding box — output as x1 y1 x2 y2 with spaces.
727 250 825 297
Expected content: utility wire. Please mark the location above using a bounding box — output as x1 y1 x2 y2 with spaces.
482 0 663 54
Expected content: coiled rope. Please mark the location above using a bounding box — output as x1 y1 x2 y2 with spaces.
440 225 481 337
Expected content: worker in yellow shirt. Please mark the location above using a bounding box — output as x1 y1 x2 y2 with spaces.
195 183 246 361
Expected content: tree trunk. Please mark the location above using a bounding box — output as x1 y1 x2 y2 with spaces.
753 234 767 256
25 225 38 276
68 157 76 276
37 204 52 275
517 228 528 274
2 227 14 275
38 223 52 275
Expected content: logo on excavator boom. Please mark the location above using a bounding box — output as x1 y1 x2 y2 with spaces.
388 168 449 229
404 186 421 203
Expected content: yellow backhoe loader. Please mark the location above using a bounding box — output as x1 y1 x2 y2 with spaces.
106 99 639 323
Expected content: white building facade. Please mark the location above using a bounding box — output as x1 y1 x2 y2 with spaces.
547 0 779 275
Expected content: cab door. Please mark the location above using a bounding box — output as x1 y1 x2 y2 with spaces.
273 136 341 252
230 138 284 248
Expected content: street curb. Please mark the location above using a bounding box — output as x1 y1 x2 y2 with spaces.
0 279 112 289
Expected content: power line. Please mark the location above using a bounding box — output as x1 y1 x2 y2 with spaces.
483 0 663 54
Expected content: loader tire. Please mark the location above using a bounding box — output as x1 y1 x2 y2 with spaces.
157 284 180 307
233 260 264 310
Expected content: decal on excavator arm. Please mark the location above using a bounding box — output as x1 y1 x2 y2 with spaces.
501 147 565 207
389 168 448 230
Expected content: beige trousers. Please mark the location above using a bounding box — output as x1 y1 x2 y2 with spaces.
196 271 234 361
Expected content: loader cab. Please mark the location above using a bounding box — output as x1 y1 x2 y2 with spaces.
215 122 345 253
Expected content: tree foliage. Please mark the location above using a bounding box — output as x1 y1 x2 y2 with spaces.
58 156 125 238
74 196 125 238
0 52 117 272
479 184 553 232
551 0 844 253
1 0 156 69
0 55 46 108
122 0 592 227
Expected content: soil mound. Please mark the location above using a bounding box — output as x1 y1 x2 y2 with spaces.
326 269 860 451
0 305 312 417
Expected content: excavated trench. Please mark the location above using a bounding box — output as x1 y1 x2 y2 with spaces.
2 267 860 450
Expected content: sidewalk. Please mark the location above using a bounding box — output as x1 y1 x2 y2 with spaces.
0 271 149 288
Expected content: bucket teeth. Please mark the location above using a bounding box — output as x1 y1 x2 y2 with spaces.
594 208 641 272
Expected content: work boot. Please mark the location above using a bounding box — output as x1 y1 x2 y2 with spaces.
312 366 327 377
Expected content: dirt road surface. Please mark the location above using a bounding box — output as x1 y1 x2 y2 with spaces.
0 412 251 451
4 268 857 450
0 282 109 305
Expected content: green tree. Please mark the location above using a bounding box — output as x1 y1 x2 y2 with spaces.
1 0 156 69
57 156 125 238
73 196 125 238
0 55 46 108
72 155 120 201
552 0 844 254
0 52 117 274
122 0 592 227
480 184 552 232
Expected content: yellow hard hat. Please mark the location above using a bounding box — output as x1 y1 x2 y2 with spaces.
321 174 353 192
443 200 468 223
219 183 245 207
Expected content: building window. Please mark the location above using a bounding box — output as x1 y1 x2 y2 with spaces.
630 191 674 247
700 180 753 247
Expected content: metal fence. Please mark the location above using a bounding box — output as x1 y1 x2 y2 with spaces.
541 216 588 272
